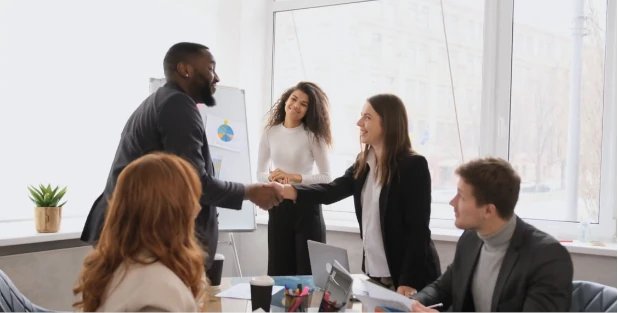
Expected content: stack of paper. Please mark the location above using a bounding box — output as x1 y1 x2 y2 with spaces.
353 280 413 312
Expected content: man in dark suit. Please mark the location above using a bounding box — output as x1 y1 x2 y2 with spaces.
81 42 281 276
411 157 573 312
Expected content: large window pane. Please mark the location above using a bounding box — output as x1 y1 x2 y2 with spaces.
510 0 606 223
272 0 485 221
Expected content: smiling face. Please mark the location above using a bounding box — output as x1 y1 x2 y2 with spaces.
179 48 219 107
284 89 310 123
357 101 384 147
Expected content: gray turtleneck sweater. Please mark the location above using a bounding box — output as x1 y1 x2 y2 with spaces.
471 216 517 312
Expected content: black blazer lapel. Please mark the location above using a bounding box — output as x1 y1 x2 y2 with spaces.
354 167 370 274
491 218 525 311
353 167 369 234
353 170 367 199
454 237 483 311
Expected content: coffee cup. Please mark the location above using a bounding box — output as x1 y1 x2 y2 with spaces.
207 253 225 286
250 275 275 312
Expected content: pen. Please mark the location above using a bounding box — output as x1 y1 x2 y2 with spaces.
427 303 443 309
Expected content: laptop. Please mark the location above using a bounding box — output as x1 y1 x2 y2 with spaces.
307 240 351 290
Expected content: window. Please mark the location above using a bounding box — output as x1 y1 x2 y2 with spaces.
445 14 460 38
271 0 484 222
404 79 419 108
417 81 428 104
269 0 616 241
417 45 428 68
436 85 452 111
510 0 607 223
418 6 430 30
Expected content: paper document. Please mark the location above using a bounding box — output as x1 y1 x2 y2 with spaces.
353 280 414 312
355 295 411 312
215 283 283 300
333 263 368 297
352 279 368 296
332 260 351 276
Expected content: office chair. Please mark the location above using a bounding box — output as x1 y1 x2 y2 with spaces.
572 280 617 312
0 269 51 312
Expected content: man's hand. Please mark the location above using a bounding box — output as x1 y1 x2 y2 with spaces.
264 181 298 201
397 286 417 297
244 184 282 210
265 181 284 197
410 301 439 312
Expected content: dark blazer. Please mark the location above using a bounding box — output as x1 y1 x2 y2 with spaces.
294 153 441 290
413 217 574 312
80 82 245 268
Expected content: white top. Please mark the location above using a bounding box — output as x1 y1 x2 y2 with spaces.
361 149 391 277
256 123 331 184
96 259 200 312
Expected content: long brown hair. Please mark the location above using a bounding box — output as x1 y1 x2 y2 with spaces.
266 81 332 146
354 94 415 186
73 153 207 312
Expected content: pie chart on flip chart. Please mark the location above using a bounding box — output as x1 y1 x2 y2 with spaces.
217 120 234 143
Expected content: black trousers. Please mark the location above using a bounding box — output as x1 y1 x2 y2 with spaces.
267 199 326 276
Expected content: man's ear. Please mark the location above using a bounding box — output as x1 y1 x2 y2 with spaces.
177 62 191 78
485 203 498 218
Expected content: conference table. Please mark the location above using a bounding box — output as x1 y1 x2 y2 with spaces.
205 275 368 312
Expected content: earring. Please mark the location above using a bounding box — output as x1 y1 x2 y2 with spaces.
186 74 189 77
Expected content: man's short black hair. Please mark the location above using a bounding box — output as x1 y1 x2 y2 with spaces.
163 42 209 79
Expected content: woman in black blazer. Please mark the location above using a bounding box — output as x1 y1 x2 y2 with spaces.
271 94 441 296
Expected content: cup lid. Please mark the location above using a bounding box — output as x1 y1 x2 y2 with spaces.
250 275 275 286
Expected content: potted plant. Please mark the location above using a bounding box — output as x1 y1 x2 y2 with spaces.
27 184 67 233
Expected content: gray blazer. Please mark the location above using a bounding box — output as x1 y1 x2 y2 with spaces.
80 82 245 269
414 217 574 312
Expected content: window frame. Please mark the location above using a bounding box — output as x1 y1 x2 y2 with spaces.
266 0 617 241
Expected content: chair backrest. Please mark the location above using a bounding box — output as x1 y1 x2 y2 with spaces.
572 280 617 312
0 270 52 312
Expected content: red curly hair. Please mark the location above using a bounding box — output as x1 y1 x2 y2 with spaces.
73 152 207 311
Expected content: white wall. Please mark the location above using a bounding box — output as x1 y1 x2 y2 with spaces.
0 0 268 221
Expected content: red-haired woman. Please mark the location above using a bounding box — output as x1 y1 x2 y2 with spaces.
73 152 208 312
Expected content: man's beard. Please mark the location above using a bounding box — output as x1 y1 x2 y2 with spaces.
200 86 216 107
195 73 216 107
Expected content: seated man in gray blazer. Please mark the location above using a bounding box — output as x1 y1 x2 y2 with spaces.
411 157 573 312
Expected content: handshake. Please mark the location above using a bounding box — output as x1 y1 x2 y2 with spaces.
244 182 297 210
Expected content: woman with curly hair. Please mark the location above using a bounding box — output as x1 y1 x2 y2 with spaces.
257 81 332 276
73 152 208 312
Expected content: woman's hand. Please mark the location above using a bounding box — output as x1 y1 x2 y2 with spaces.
269 168 302 184
397 286 417 298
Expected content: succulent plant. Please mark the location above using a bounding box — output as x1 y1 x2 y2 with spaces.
27 184 67 208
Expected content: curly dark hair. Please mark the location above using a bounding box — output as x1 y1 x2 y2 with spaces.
265 81 332 146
